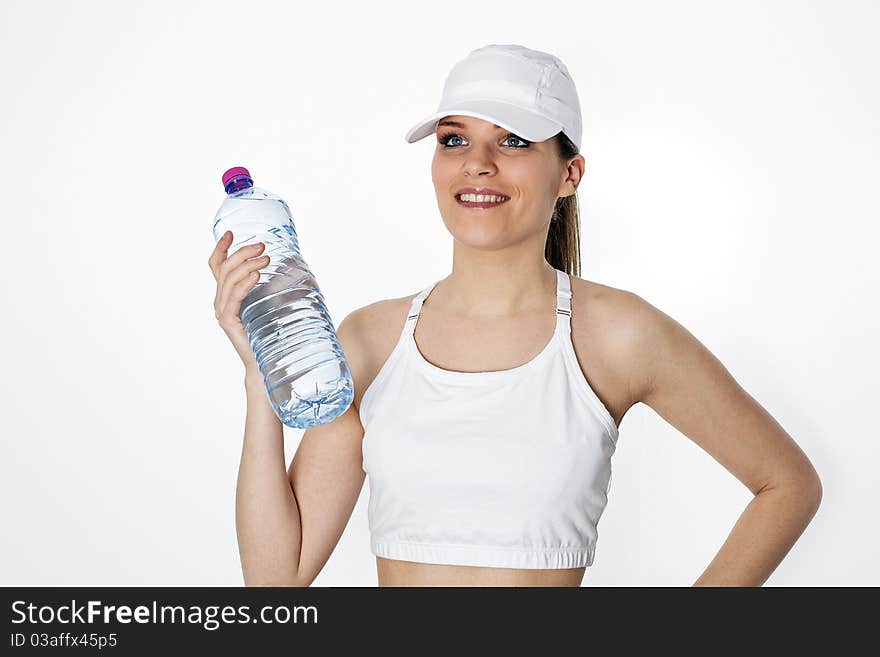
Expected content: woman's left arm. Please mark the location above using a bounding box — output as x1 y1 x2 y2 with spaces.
621 292 823 587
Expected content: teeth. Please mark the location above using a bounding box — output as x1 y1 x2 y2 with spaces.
458 193 508 203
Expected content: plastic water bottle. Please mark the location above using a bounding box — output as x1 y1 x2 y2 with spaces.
212 166 354 429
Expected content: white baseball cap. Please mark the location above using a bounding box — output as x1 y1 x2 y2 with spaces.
404 44 583 152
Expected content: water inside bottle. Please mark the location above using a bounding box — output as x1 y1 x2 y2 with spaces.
214 169 354 428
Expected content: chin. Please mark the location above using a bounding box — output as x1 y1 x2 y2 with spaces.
442 215 518 248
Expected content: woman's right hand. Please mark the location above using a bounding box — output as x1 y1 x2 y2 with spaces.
208 230 271 373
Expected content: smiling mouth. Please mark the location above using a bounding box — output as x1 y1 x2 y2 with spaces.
455 194 511 209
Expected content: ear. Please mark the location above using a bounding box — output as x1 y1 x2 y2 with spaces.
557 153 585 198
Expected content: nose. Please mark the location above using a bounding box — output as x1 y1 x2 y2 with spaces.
462 143 498 177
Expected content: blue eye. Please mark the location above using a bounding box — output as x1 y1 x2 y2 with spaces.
503 135 529 148
437 132 530 148
440 134 465 147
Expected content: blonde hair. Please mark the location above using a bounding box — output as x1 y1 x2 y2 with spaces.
544 131 582 278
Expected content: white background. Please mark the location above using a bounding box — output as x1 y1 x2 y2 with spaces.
1 0 877 586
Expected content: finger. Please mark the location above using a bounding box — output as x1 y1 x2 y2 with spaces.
208 230 233 279
217 254 270 318
217 241 266 283
231 268 263 304
219 266 263 325
229 254 270 288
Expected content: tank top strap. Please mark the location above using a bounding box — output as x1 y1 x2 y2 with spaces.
554 268 573 334
404 280 439 336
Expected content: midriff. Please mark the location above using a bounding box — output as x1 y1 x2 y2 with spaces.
376 556 586 587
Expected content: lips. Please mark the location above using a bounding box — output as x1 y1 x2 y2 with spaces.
454 187 511 209
455 187 510 198
455 195 510 209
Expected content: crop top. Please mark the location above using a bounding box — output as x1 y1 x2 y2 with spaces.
358 268 619 570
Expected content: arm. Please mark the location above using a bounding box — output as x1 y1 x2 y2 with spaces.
621 292 823 587
235 370 298 586
235 309 369 586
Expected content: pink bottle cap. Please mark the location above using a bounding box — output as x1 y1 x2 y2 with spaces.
222 166 251 187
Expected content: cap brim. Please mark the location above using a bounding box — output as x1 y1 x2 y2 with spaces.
404 99 564 145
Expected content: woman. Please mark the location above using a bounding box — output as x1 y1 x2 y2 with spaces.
208 44 822 587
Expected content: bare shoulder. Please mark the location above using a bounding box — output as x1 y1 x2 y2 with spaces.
342 293 415 352
570 275 660 333
337 293 417 411
568 275 668 411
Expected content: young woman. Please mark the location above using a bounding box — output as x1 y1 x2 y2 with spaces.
208 45 822 587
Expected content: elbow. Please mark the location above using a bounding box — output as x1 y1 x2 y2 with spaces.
760 464 823 511
807 472 823 510
779 470 823 512
797 461 823 510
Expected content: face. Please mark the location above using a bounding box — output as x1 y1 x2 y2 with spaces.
431 114 581 248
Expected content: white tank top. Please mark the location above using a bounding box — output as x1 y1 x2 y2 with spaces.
358 268 619 570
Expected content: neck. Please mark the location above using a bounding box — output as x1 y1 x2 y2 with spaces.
433 240 558 318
